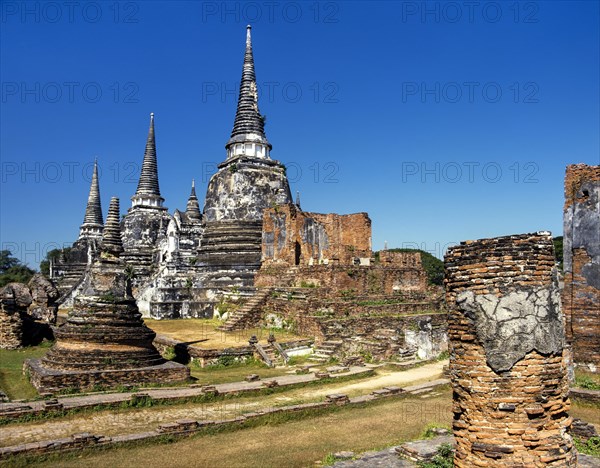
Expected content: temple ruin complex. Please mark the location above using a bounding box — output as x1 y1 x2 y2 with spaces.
48 25 441 355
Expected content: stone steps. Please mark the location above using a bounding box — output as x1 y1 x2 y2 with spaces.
217 267 299 332
308 340 343 363
217 288 272 332
260 344 280 366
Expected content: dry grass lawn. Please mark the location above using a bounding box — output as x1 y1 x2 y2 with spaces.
24 395 598 468
39 391 453 468
145 318 307 350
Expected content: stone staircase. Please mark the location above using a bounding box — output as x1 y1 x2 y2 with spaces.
53 262 87 297
217 288 272 332
392 348 420 370
257 342 283 367
308 340 343 364
249 335 289 367
218 266 299 332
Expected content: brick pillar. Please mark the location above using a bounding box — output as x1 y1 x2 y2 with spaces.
0 287 23 350
562 164 600 372
445 232 576 467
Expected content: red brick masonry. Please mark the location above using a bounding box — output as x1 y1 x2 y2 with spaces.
445 233 576 467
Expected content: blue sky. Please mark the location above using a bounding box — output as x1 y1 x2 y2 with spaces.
1 1 599 267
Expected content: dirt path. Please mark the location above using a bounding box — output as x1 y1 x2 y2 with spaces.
0 361 447 447
308 361 447 398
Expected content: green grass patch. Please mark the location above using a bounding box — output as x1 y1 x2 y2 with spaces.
285 355 310 366
418 443 454 467
574 370 600 390
0 367 375 427
574 436 600 458
0 340 53 400
420 423 452 439
355 299 405 306
188 358 280 385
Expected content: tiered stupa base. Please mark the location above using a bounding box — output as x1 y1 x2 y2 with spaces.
25 359 187 394
28 244 189 393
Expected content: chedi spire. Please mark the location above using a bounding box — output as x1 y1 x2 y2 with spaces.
101 197 123 256
226 26 271 160
132 113 164 208
185 180 201 221
79 160 103 239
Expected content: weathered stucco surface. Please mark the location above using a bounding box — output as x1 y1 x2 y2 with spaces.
203 159 291 222
562 164 600 371
445 232 576 467
456 285 564 372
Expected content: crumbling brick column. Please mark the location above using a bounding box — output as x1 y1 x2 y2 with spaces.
563 164 600 372
0 286 23 350
445 232 576 467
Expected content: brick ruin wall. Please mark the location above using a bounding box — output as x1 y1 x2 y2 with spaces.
0 275 58 350
445 232 576 467
259 292 447 361
379 250 423 268
255 249 440 359
0 288 22 349
563 164 600 372
24 360 189 395
255 264 428 295
261 205 372 266
253 261 444 361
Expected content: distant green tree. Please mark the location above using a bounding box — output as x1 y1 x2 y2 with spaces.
378 248 445 286
553 236 563 270
0 251 35 287
0 250 20 273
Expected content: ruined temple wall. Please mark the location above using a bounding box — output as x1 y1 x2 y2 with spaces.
261 295 325 340
255 264 427 295
445 233 576 467
261 293 446 360
261 205 372 266
563 164 600 372
318 314 447 360
379 251 422 268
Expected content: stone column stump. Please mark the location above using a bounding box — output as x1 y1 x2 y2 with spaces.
445 232 576 467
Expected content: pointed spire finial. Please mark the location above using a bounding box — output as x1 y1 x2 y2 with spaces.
226 26 271 154
101 197 123 256
132 113 164 208
295 191 301 209
79 160 104 239
185 179 201 221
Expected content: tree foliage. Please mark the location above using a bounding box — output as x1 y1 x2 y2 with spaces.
0 250 35 287
553 236 563 270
